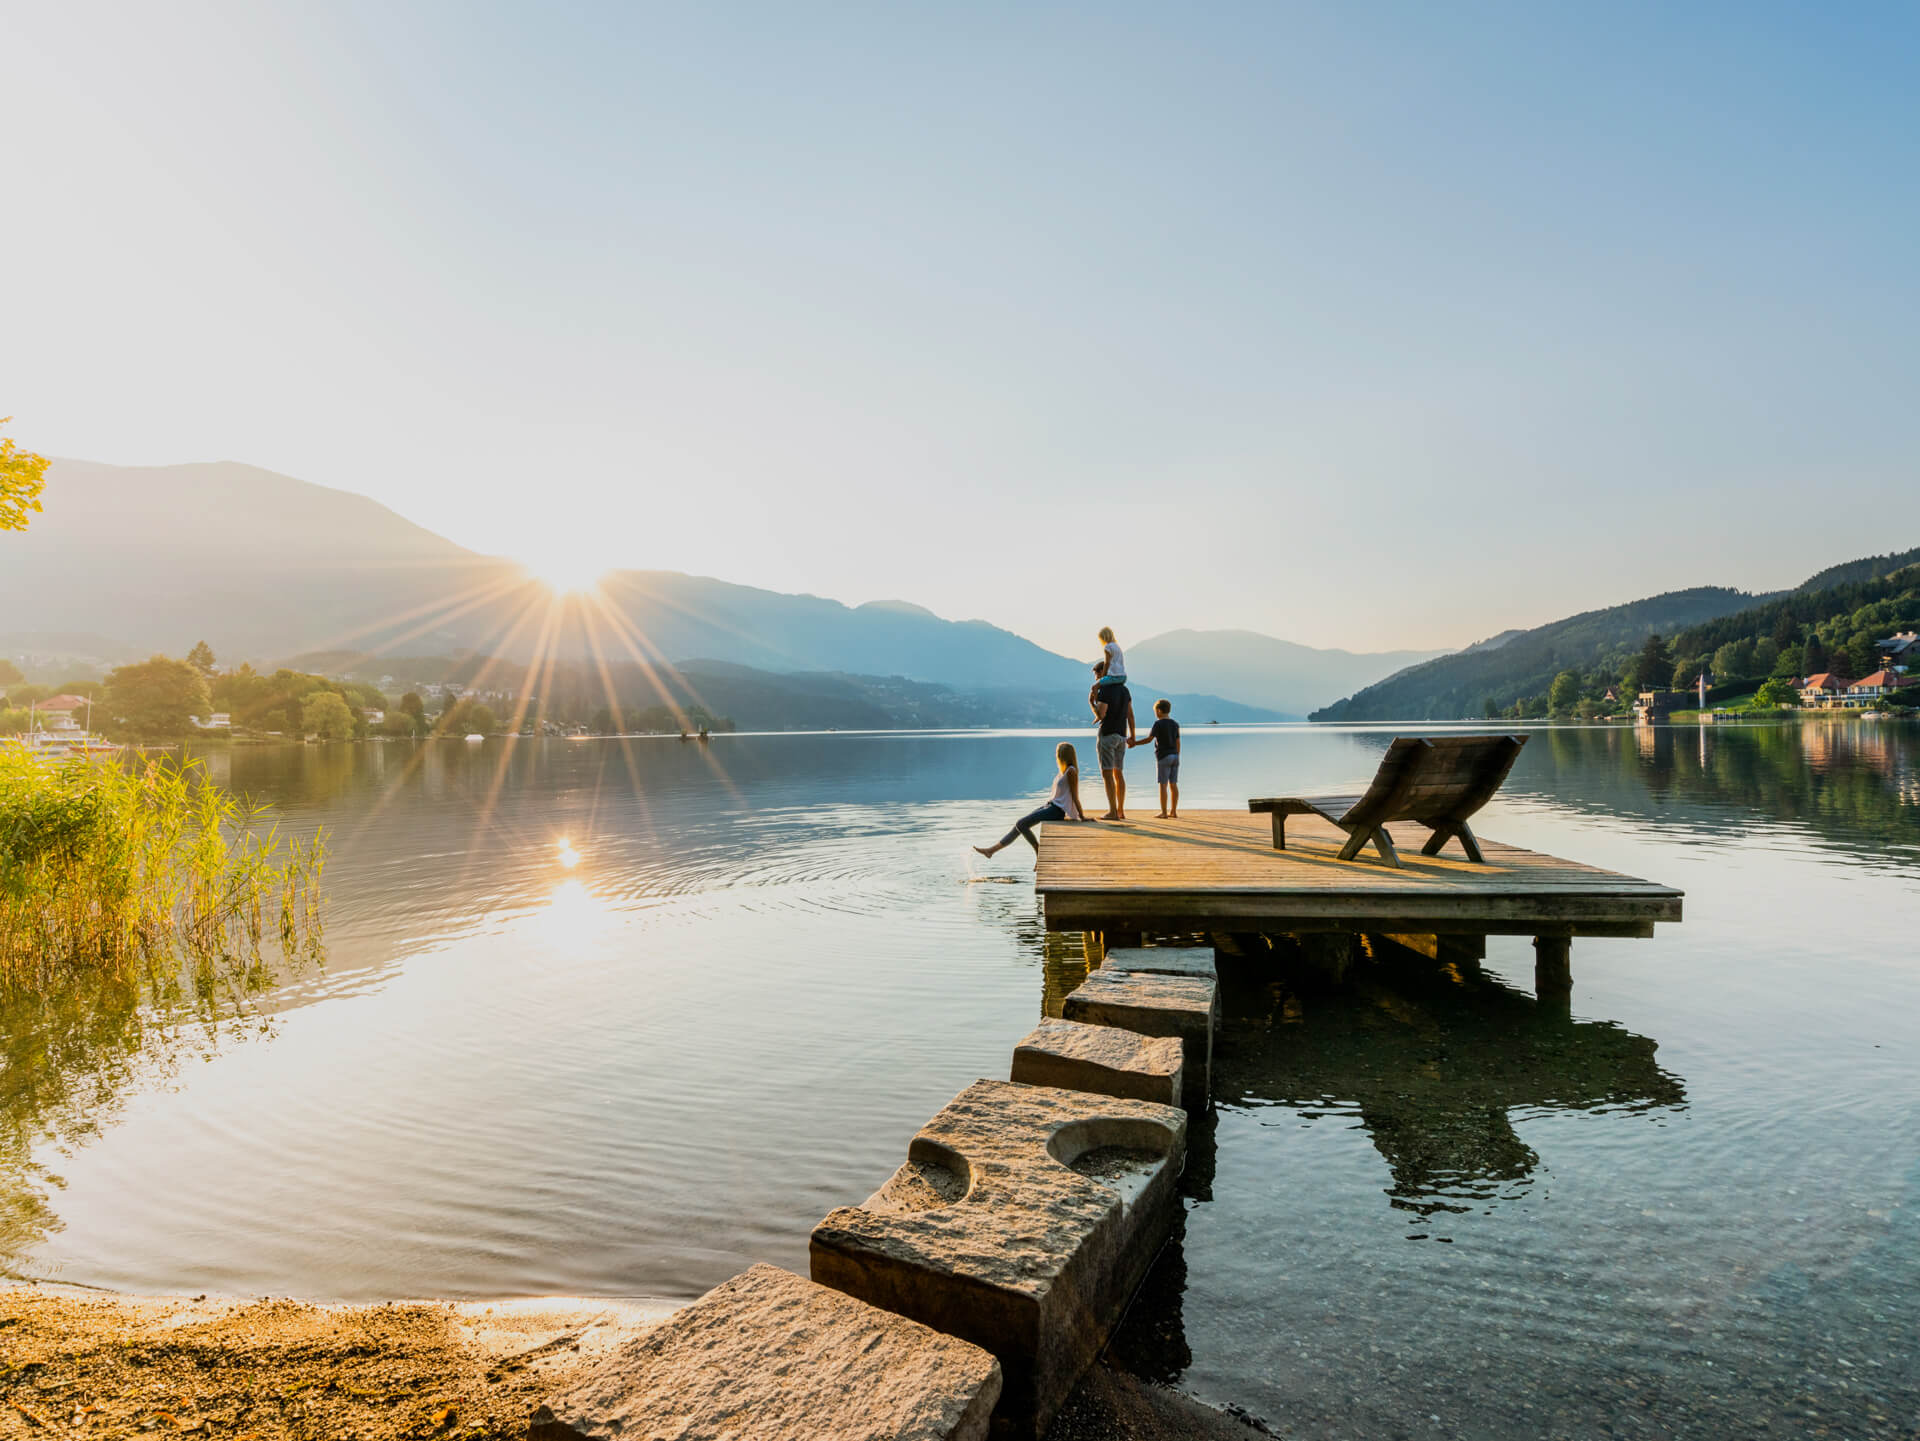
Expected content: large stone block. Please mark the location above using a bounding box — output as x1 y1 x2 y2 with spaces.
1062 969 1218 1104
810 1080 1185 1440
1010 1017 1183 1108
528 1263 1000 1441
1102 945 1217 981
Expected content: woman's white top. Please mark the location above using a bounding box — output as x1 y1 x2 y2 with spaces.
1050 766 1084 821
1104 640 1126 677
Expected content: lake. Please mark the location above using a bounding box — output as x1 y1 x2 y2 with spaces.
5 722 1918 1436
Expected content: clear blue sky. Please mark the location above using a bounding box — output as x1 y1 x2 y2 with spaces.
5 2 1916 655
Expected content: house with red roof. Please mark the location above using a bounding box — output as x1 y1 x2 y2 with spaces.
1846 670 1918 706
1798 673 1847 708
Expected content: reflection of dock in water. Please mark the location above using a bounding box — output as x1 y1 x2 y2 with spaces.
1215 937 1686 1218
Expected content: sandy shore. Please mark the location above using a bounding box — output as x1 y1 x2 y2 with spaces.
1 1285 1268 1440
0 1286 679 1440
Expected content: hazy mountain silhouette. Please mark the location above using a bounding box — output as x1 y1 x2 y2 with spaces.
0 461 1281 709
1127 628 1449 719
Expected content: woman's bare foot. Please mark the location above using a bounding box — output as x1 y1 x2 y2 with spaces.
1156 810 1169 818
1100 810 1121 820
972 844 997 858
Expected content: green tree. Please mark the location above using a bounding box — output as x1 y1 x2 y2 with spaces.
301 691 355 741
0 659 22 689
1753 637 1780 676
1547 670 1581 716
1671 656 1706 691
1846 634 1880 678
1770 642 1803 678
399 691 426 721
104 656 211 739
1711 639 1755 680
1481 696 1500 720
1754 678 1798 708
1771 612 1801 651
1803 633 1830 675
0 418 49 532
1632 634 1672 692
186 641 217 678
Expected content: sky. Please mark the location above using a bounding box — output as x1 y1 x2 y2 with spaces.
3 2 1916 657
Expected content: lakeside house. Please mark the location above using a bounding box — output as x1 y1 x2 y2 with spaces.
189 712 233 730
1876 631 1918 671
1846 670 1918 706
1799 673 1848 708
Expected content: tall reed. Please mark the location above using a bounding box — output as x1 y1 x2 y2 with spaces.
0 749 325 992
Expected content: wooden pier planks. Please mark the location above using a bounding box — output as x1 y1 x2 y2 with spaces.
1033 809 1681 937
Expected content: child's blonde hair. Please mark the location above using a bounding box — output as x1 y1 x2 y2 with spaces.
1097 626 1115 644
1056 741 1077 770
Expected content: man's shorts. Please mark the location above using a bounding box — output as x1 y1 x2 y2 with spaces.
1157 754 1179 785
1098 733 1127 771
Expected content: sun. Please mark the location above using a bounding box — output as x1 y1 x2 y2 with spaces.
518 550 612 595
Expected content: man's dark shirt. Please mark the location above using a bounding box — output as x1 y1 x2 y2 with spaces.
1096 683 1132 737
1149 716 1180 758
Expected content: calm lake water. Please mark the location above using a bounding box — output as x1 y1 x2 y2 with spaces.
6 722 1919 1436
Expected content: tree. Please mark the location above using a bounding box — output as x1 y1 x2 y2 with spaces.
1548 671 1581 716
1771 612 1801 652
1633 634 1671 692
0 418 49 532
1803 633 1830 676
1771 642 1803 678
1711 639 1755 681
399 691 426 721
1753 638 1780 676
0 659 22 689
1671 656 1706 691
1481 696 1500 720
1754 678 1798 709
186 641 217 678
1846 634 1879 679
301 691 355 741
104 656 211 739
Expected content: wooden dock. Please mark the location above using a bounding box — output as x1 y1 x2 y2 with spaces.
1033 809 1682 994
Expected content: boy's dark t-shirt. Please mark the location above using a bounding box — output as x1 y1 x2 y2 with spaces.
1149 716 1180 758
1096 683 1132 737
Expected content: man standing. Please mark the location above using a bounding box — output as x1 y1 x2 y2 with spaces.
1089 660 1135 821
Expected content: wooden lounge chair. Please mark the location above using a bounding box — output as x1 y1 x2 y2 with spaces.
1248 734 1528 867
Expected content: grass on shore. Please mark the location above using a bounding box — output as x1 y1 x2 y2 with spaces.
0 748 324 994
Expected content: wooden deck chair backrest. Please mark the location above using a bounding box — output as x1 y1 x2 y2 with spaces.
1341 734 1528 828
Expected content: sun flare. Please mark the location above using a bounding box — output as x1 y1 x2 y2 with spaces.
519 551 612 595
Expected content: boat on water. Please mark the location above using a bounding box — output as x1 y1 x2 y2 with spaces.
11 729 121 761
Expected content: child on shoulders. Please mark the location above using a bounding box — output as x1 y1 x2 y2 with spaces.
1096 626 1126 689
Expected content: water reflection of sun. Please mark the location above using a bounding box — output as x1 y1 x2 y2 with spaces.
557 837 581 869
529 878 611 952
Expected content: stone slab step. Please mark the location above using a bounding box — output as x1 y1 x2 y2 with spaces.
1062 969 1218 1105
811 1079 1186 1439
1103 945 1217 980
529 1263 1001 1441
1010 1017 1183 1108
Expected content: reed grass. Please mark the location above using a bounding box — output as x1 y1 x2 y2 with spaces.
0 748 325 992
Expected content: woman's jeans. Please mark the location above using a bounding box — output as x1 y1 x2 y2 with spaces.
1001 801 1066 851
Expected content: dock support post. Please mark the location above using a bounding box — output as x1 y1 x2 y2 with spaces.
1083 932 1106 968
1533 933 1573 996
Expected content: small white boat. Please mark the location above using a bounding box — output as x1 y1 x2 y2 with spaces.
465 732 485 742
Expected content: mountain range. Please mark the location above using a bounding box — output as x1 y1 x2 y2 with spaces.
0 459 1433 718
1311 547 1920 721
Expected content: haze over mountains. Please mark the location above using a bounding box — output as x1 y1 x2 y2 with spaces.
1 459 1434 718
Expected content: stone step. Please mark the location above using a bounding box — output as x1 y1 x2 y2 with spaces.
1063 969 1218 1105
810 1079 1186 1440
1102 945 1217 981
1010 1017 1183 1108
529 1263 1001 1441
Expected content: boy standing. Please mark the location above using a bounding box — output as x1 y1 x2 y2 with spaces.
1131 698 1180 818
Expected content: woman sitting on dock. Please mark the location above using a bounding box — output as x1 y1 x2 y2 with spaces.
973 741 1091 859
